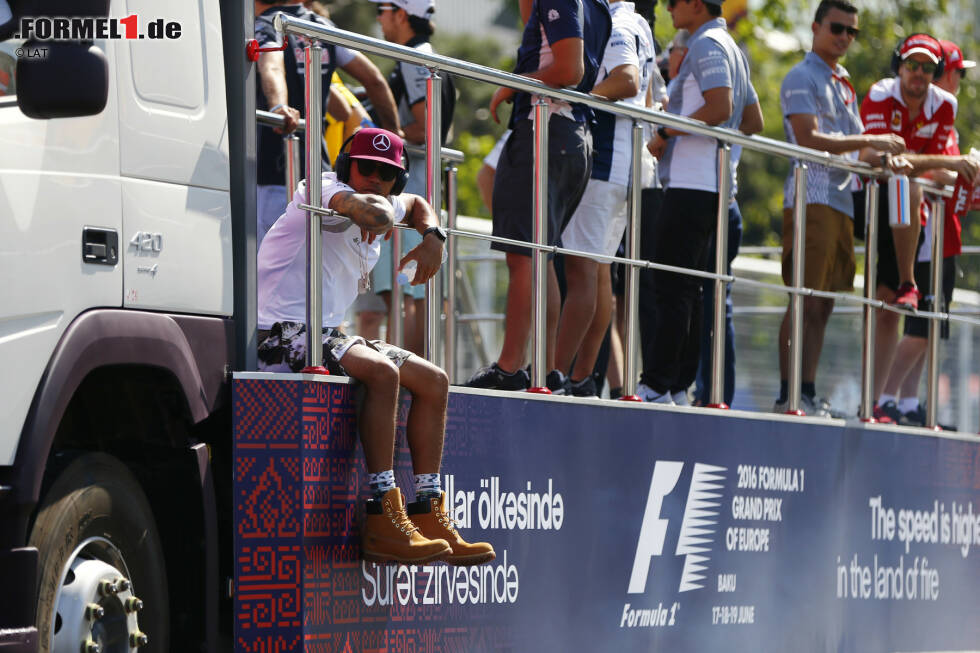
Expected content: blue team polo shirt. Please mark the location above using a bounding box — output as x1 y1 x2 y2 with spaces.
510 0 611 125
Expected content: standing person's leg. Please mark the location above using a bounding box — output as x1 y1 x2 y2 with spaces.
873 193 903 402
568 263 613 395
646 189 717 398
638 188 665 390
554 255 599 374
892 182 924 306
777 204 852 413
723 203 743 406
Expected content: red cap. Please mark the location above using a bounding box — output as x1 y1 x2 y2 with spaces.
898 33 943 64
940 39 976 71
348 128 405 169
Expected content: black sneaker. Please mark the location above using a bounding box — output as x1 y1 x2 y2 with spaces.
567 376 597 397
875 400 901 424
899 404 925 427
546 369 569 395
464 363 530 391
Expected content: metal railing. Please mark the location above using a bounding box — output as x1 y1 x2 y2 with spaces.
274 15 978 429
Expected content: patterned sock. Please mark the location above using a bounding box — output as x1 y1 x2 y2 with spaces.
368 470 396 500
778 380 788 403
878 393 896 408
801 382 816 399
898 397 919 414
414 473 442 501
609 387 623 400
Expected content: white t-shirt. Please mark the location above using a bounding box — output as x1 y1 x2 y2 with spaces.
257 172 406 329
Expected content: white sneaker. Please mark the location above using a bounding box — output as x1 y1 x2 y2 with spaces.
637 382 675 405
671 391 690 406
772 395 830 418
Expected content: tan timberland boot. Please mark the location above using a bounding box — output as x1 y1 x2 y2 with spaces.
362 488 451 564
408 491 496 566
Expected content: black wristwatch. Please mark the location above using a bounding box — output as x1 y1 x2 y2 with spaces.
657 126 670 141
423 225 447 242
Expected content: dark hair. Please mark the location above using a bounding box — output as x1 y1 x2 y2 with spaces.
706 3 722 17
814 0 857 24
407 14 434 38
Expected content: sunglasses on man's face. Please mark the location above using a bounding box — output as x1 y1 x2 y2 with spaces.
828 22 860 37
667 0 690 9
903 60 937 75
356 158 400 182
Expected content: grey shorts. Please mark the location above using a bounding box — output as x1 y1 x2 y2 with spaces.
257 321 412 375
491 116 591 256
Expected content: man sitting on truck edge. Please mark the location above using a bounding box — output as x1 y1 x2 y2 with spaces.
256 127 495 566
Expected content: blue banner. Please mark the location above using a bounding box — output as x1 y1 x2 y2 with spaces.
234 376 980 652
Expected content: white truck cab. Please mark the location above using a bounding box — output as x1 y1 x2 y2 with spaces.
0 1 257 651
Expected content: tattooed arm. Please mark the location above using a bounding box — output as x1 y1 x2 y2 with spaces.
327 191 396 235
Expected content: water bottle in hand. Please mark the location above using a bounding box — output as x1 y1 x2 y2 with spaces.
396 260 418 286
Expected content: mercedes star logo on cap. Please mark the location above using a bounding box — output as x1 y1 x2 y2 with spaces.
372 134 391 151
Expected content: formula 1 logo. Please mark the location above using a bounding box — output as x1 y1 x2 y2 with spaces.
628 461 726 594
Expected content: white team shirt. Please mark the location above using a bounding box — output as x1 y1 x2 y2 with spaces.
590 1 656 187
257 172 407 329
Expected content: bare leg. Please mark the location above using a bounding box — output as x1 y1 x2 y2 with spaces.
778 295 834 385
884 336 928 398
397 355 449 475
554 255 599 374
498 253 531 372
892 183 923 286
605 293 624 391
337 344 399 474
404 297 423 356
873 285 900 400
571 263 612 382
380 290 422 356
546 261 561 372
356 310 384 341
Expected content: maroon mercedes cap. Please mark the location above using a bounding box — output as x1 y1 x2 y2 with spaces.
348 128 405 170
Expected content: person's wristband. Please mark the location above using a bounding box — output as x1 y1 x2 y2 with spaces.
657 126 670 141
269 103 285 113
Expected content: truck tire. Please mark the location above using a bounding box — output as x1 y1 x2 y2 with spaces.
29 453 169 653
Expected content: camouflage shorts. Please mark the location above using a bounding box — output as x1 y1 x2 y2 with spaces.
257 321 412 375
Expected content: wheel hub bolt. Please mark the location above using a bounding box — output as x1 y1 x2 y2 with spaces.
97 580 117 596
129 632 149 648
124 597 144 613
115 578 131 592
84 603 104 620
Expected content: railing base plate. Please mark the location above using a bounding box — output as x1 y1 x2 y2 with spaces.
618 395 643 402
301 365 331 375
527 387 552 395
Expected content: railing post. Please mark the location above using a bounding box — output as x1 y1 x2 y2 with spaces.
787 162 807 414
424 70 444 366
925 197 945 429
709 143 732 409
389 228 404 347
860 179 880 421
285 134 300 195
620 121 644 401
528 99 550 393
302 43 326 373
445 163 458 383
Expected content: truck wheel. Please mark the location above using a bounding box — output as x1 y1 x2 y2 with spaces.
29 453 169 653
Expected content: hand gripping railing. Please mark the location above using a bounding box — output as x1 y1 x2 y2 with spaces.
274 14 974 424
